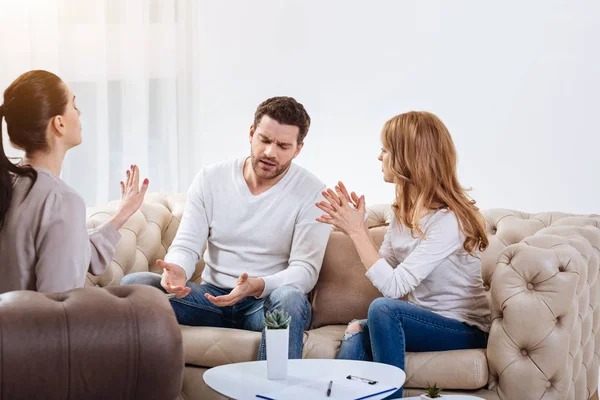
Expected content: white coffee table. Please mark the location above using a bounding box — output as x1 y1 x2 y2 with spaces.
404 396 484 400
203 359 405 400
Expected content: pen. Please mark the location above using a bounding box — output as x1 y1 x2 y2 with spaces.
327 380 333 397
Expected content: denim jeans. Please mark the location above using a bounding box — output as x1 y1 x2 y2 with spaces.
336 298 488 399
120 272 311 360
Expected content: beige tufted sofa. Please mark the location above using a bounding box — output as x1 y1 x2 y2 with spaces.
86 193 600 400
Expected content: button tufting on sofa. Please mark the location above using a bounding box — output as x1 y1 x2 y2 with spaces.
85 195 600 400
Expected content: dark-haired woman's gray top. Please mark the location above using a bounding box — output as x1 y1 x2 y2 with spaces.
0 167 120 293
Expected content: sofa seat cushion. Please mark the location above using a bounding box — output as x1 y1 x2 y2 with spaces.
305 326 489 390
303 325 346 359
404 347 489 390
183 325 489 390
182 326 261 367
181 325 318 366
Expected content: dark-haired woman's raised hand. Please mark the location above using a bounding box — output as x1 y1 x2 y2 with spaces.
109 165 149 230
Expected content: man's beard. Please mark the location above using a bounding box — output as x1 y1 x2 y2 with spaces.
250 151 291 180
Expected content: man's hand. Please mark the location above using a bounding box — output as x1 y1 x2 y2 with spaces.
157 259 191 298
205 273 265 307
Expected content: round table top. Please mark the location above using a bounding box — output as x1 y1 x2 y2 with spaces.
403 396 484 400
203 358 406 400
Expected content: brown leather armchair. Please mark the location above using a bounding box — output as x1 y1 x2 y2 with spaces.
0 285 184 400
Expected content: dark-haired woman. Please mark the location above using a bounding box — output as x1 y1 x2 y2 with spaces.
0 70 148 293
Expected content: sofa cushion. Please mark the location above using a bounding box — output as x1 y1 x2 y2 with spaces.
182 324 488 390
181 326 323 366
310 226 387 329
404 348 489 390
303 325 346 359
305 326 489 390
181 326 261 367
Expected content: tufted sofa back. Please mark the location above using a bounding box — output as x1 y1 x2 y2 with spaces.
483 211 600 400
86 193 600 399
86 193 193 287
85 194 395 288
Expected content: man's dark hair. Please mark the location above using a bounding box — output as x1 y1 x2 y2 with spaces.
253 97 311 144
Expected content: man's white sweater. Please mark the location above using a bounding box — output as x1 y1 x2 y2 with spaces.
165 158 331 297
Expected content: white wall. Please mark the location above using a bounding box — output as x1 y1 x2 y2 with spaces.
191 0 599 214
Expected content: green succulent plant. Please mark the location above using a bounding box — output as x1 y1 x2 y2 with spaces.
264 309 291 329
424 383 442 398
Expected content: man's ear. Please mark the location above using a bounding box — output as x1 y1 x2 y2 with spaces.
51 115 66 137
292 142 304 159
249 125 255 144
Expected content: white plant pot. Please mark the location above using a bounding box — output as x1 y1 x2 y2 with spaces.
266 328 289 380
420 395 442 400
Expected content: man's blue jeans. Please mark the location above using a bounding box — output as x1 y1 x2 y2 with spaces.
337 298 488 399
120 272 311 360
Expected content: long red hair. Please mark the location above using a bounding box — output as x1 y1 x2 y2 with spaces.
381 111 488 254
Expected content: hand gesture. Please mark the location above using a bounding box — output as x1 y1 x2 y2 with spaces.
205 273 263 306
157 259 191 298
316 181 367 236
118 164 149 219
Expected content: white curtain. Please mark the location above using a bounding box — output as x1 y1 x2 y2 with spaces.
0 0 201 205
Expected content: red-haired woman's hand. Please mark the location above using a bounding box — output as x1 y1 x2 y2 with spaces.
315 182 367 237
335 181 361 209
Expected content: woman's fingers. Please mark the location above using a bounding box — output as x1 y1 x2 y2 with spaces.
322 191 339 211
358 195 366 212
326 188 342 205
334 186 348 206
132 165 139 190
316 201 336 215
324 189 344 212
351 191 360 205
318 200 335 212
337 182 359 208
336 181 352 203
140 178 149 196
316 215 334 224
125 168 132 188
123 165 147 195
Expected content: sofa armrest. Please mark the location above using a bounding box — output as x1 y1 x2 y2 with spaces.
0 285 184 400
487 226 599 400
